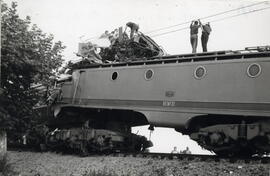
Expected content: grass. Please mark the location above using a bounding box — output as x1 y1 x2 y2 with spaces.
81 166 131 176
81 165 169 176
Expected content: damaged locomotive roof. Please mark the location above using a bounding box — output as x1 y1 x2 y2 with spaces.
70 26 166 70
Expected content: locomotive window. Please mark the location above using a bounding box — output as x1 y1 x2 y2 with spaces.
194 66 206 79
111 72 118 80
247 63 261 78
145 69 154 80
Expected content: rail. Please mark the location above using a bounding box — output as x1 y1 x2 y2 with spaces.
8 146 270 164
106 152 270 164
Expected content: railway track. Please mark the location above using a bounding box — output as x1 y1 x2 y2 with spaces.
8 146 270 164
104 152 270 164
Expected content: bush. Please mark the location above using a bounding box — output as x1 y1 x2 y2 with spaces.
0 154 18 176
1 1 65 137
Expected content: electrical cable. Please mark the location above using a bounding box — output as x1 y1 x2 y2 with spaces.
145 1 269 34
209 6 270 23
81 1 270 42
150 6 270 38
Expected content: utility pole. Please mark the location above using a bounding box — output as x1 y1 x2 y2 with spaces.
0 1 6 156
0 0 2 95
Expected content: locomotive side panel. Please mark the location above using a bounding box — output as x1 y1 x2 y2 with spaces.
59 57 270 128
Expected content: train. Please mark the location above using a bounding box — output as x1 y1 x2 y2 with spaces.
37 30 270 156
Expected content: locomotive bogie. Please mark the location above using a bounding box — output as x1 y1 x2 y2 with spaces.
189 120 270 156
45 127 152 154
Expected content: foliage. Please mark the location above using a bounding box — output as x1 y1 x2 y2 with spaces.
0 154 18 176
0 1 65 135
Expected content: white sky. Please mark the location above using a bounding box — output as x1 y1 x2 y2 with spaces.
6 0 270 154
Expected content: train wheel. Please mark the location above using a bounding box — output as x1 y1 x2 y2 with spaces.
214 148 254 157
214 151 232 157
40 143 47 152
79 142 89 157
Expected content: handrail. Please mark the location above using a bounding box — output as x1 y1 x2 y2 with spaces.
71 46 270 70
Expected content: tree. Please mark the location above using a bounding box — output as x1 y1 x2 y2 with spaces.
0 1 65 137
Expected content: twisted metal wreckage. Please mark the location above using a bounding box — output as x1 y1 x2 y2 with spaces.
73 26 165 69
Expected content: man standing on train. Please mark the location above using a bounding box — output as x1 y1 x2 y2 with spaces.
201 22 212 52
190 19 201 53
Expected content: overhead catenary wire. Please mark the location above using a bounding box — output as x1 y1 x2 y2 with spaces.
81 1 270 42
145 1 269 34
150 6 270 38
209 6 270 23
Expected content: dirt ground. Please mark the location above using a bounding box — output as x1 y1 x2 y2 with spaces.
6 151 270 176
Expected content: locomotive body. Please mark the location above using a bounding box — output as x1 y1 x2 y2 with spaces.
61 51 270 124
50 46 270 156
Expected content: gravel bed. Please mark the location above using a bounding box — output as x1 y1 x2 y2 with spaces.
6 151 270 176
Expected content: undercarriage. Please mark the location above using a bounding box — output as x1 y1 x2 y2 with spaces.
41 108 152 155
45 128 152 155
187 116 270 156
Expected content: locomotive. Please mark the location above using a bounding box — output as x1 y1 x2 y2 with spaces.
39 30 270 156
36 31 165 155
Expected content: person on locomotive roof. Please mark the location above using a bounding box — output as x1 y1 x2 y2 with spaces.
126 21 139 39
99 30 109 38
171 146 179 154
201 22 212 52
190 19 201 53
181 146 191 154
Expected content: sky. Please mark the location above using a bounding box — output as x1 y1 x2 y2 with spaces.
5 0 270 154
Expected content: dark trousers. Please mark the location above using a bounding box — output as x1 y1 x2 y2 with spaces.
201 33 209 52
